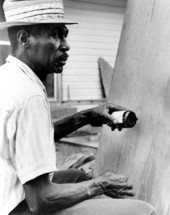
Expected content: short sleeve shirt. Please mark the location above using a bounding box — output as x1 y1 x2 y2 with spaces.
0 55 57 215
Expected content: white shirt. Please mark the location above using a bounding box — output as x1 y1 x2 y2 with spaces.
0 55 57 215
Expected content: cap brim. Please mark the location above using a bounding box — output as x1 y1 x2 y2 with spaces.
0 18 78 30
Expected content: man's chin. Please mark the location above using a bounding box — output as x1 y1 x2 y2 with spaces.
50 65 63 74
56 67 63 73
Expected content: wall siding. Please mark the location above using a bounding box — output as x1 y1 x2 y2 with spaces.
63 0 126 100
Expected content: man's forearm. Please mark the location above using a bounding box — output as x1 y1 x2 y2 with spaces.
42 180 103 213
24 177 103 214
53 111 88 141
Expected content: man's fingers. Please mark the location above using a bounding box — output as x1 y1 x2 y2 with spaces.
107 119 123 132
116 176 128 183
107 103 126 114
106 185 135 198
108 183 133 192
117 185 134 196
121 190 135 197
102 171 128 183
112 180 130 186
101 108 124 132
117 184 133 189
110 178 128 184
126 184 133 189
106 120 119 131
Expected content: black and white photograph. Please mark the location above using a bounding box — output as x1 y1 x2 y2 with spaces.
0 0 168 214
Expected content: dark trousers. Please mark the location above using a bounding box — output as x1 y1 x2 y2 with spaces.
10 169 90 215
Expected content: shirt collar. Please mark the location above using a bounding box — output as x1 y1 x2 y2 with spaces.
6 55 46 93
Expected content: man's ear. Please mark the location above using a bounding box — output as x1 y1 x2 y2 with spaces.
17 30 30 46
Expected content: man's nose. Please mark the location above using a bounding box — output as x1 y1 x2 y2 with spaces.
59 39 70 52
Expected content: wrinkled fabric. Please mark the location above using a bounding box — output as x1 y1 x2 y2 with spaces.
0 55 57 215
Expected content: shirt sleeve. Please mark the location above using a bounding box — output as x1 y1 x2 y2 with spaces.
7 95 57 184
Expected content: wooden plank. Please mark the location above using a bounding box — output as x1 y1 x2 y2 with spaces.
68 35 121 44
63 84 101 89
68 42 119 49
62 91 103 100
71 0 127 8
63 75 100 82
98 57 114 98
61 136 99 149
69 49 118 56
66 10 125 22
94 0 170 215
68 56 116 63
65 0 126 11
63 89 103 96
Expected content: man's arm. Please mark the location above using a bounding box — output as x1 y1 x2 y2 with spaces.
24 174 103 214
24 172 134 214
53 111 88 141
53 103 126 141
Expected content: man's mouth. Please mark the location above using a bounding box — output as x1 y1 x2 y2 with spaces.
59 60 66 65
59 53 69 61
55 60 66 67
57 55 68 66
53 54 69 70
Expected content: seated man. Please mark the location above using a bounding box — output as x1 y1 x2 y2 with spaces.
0 0 157 214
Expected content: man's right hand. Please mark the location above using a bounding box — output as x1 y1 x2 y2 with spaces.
94 171 135 199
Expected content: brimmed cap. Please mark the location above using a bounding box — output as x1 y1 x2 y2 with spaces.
0 0 77 30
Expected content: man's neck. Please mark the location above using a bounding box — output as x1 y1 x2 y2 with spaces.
13 53 47 81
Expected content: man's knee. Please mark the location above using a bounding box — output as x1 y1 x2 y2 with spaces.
54 198 157 215
132 200 157 215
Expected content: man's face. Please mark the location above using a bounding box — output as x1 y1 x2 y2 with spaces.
28 24 70 80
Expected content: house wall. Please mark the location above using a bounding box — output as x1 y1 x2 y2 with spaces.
62 0 127 101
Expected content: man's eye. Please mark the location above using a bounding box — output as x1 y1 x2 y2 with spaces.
52 32 64 39
52 33 59 38
52 28 68 39
58 31 65 39
64 33 68 38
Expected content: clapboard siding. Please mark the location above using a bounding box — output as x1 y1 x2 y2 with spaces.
69 0 127 8
64 0 126 12
70 55 115 62
65 8 125 19
63 0 126 100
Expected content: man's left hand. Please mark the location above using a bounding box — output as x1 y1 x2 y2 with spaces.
95 170 135 199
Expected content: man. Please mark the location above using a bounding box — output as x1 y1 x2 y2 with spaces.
0 0 157 214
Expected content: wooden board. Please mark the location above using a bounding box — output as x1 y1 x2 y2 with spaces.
98 57 114 98
94 1 170 214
